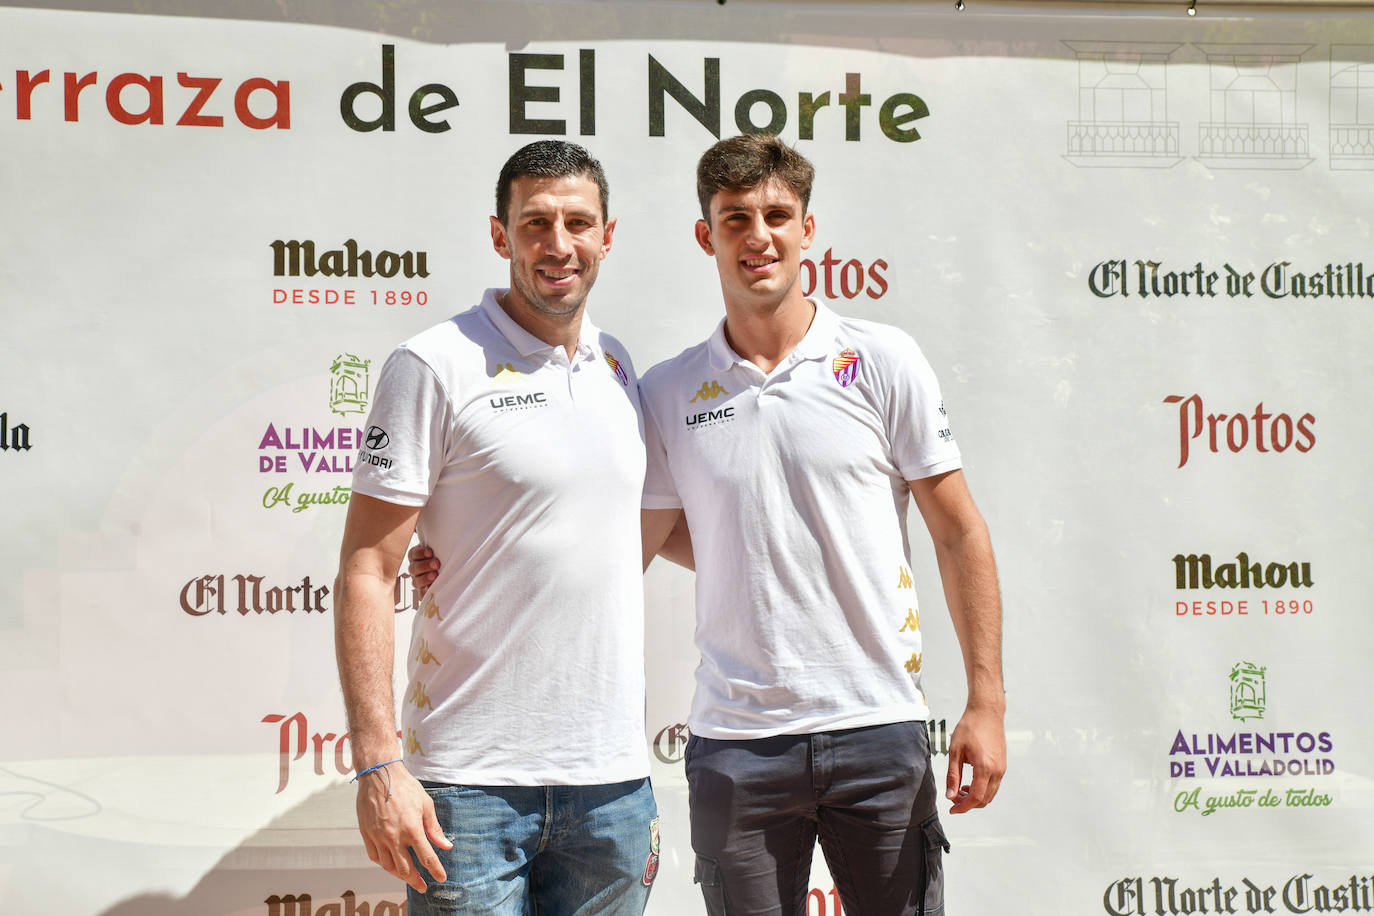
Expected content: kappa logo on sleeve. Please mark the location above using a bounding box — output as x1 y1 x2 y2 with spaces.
832 348 861 388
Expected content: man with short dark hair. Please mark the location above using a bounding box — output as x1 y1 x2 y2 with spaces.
335 140 660 916
638 134 1006 916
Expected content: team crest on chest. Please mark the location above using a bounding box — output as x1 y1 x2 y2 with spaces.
832 348 861 388
604 352 629 386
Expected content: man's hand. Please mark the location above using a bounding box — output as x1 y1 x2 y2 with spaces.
407 544 439 601
355 760 453 893
944 702 1006 814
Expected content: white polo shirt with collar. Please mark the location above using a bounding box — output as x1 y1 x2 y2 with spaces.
352 288 649 786
640 300 962 740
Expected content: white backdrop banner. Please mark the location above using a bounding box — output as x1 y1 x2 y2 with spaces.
1 2 1371 914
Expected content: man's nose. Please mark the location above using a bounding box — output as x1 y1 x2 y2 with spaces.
743 214 769 247
545 222 574 256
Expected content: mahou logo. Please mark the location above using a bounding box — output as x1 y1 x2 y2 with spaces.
1173 552 1314 591
1164 394 1315 468
271 240 429 279
265 890 406 916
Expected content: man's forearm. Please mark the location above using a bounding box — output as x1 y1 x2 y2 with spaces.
335 571 404 765
934 522 1004 709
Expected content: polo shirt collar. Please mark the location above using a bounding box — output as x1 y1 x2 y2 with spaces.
480 287 602 361
706 298 839 372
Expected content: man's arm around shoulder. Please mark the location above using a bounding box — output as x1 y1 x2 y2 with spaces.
335 492 451 892
909 469 1007 815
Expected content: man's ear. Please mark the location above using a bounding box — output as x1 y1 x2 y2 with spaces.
490 215 512 260
694 218 715 256
600 216 617 259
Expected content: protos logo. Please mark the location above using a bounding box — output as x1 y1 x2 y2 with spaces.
262 712 354 794
689 380 729 402
1164 394 1315 469
365 426 390 450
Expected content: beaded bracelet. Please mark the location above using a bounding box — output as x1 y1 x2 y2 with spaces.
351 758 403 798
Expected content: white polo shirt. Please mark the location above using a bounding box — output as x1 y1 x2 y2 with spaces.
640 301 961 740
352 288 649 786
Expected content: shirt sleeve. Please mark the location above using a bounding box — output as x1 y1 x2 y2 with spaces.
882 330 963 482
639 383 683 510
350 346 451 507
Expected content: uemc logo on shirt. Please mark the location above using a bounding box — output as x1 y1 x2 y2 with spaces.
685 405 735 429
490 391 549 412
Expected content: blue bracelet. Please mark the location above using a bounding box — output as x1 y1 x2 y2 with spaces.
351 758 403 798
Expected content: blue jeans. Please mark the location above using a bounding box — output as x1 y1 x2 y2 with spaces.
408 777 659 915
686 722 949 916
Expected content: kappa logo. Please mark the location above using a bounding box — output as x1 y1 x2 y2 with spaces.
689 380 729 402
414 637 441 666
404 728 425 757
492 362 524 383
364 426 390 450
832 348 861 388
406 680 434 711
605 352 629 386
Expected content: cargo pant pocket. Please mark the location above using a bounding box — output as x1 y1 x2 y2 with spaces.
694 855 727 916
918 813 950 916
